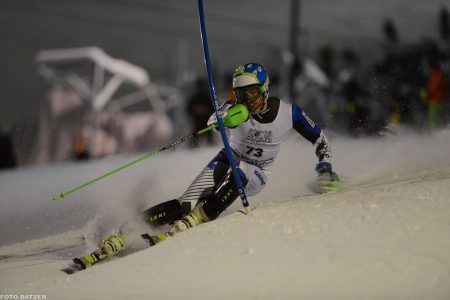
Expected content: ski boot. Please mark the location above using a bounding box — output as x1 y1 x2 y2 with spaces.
69 232 126 271
168 204 209 235
141 205 209 247
100 232 126 257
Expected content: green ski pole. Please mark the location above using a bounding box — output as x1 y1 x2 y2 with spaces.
53 104 248 202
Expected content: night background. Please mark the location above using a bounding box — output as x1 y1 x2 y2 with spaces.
1 0 449 167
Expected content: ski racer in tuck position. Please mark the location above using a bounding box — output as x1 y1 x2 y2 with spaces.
84 63 340 266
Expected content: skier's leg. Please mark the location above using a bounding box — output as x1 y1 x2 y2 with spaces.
168 161 268 234
201 170 248 220
144 149 230 227
177 149 230 208
200 160 268 219
168 169 247 235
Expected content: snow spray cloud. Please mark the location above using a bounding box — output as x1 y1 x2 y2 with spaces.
1 128 450 246
261 127 450 201
332 127 450 183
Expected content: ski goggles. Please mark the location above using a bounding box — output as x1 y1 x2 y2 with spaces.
234 84 265 103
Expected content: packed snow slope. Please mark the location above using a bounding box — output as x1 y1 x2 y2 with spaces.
1 127 450 299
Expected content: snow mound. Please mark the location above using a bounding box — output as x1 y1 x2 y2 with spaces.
1 167 449 299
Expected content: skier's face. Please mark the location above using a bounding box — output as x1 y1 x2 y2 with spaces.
245 95 266 114
234 85 266 114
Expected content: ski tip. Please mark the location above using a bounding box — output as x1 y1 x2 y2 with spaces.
72 257 87 270
141 233 156 246
53 193 65 202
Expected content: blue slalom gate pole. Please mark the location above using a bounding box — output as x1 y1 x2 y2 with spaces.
197 0 250 211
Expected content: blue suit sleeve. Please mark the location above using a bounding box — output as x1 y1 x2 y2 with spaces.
292 104 322 144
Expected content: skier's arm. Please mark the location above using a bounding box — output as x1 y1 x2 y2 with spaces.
291 104 340 191
291 104 330 162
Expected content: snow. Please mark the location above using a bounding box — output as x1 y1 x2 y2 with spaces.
1 127 450 299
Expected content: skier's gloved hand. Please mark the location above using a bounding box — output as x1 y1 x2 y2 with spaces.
315 162 338 178
223 104 249 128
207 103 249 129
315 162 341 193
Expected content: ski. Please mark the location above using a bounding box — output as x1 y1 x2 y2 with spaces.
62 233 165 274
140 232 170 247
61 250 108 274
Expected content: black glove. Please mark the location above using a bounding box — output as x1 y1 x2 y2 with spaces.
315 162 341 193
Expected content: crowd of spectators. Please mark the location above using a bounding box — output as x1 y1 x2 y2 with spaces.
294 7 450 136
184 7 450 140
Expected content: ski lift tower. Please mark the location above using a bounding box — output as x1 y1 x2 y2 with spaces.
34 47 174 163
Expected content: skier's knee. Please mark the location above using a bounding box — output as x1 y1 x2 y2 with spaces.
202 170 248 220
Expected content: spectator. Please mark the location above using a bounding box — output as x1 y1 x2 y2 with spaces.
73 130 89 161
185 78 216 147
337 49 371 135
426 56 449 130
0 129 16 169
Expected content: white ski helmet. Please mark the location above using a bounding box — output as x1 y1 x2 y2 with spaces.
232 63 270 100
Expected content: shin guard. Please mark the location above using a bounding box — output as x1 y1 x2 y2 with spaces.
202 170 248 220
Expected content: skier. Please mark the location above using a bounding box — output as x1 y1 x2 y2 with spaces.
76 63 340 269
